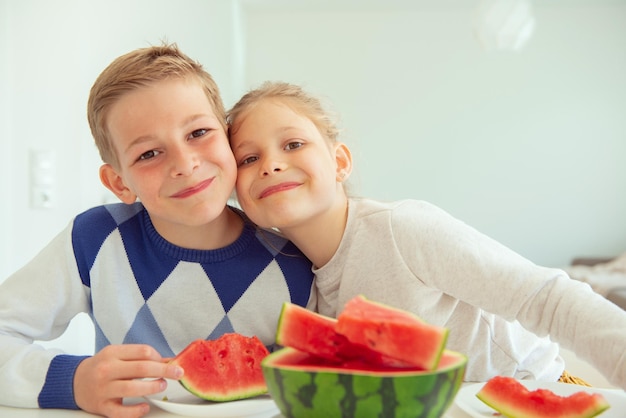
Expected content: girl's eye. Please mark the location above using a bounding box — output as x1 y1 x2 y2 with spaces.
285 141 302 150
138 149 160 161
189 129 208 139
240 156 258 166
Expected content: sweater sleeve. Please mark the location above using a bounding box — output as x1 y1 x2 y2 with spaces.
392 200 626 389
0 222 92 408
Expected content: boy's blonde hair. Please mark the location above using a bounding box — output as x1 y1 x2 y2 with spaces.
227 81 340 145
88 43 226 167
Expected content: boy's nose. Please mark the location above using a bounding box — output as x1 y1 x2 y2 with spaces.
170 148 198 177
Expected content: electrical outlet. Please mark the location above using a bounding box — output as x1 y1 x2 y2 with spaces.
30 149 56 209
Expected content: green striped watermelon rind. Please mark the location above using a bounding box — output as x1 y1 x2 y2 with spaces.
262 347 467 418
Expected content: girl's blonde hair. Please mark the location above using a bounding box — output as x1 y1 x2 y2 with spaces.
87 43 226 168
227 81 340 144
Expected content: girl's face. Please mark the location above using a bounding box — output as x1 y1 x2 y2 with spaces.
230 99 344 230
101 77 237 240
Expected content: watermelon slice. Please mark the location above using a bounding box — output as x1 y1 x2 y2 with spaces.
476 376 610 418
276 295 448 370
276 302 414 368
336 295 448 370
170 333 269 401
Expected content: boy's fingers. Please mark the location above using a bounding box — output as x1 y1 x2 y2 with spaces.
111 360 184 381
110 344 162 361
103 401 150 418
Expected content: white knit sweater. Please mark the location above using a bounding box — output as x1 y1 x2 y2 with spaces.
314 198 626 388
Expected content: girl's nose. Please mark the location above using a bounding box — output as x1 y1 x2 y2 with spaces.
260 156 286 177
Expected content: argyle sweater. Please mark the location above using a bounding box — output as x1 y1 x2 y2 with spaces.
0 203 314 409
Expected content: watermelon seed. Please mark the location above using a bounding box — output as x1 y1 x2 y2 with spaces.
246 356 255 368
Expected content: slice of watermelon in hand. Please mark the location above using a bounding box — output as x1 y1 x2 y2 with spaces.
169 333 270 402
476 375 610 418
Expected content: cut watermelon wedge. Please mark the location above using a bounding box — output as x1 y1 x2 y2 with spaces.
276 295 449 370
336 295 448 370
276 302 414 368
170 333 269 401
476 376 610 418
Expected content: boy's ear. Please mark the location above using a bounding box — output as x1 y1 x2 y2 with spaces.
99 164 137 204
334 142 353 182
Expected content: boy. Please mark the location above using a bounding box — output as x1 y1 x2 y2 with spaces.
0 45 314 417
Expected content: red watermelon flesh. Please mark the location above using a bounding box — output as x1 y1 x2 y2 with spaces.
336 295 448 370
476 376 610 418
276 303 415 368
267 346 464 374
170 333 270 401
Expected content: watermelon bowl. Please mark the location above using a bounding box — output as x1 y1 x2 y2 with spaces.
262 346 467 418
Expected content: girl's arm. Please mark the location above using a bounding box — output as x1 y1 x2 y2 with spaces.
392 200 626 389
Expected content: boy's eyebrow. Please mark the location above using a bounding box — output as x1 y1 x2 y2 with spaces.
124 113 216 152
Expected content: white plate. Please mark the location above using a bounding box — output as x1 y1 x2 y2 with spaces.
144 380 280 417
455 380 626 418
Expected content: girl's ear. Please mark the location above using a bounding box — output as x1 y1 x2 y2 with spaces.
334 142 353 182
99 164 137 204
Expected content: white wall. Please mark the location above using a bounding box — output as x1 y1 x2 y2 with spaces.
1 0 239 280
0 0 10 280
240 1 626 267
0 0 240 353
1 0 625 352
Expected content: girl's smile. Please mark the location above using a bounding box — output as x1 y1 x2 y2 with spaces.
259 181 302 199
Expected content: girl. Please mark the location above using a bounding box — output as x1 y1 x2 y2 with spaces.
228 81 626 389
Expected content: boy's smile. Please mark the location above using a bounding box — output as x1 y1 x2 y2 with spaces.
171 178 214 199
101 77 238 246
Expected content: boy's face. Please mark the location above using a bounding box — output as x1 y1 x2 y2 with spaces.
230 99 343 230
101 77 236 237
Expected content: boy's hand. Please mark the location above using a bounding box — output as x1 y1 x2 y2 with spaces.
74 344 184 418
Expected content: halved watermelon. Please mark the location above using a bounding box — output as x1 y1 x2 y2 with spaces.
262 347 467 418
336 295 448 370
476 376 610 418
170 333 269 401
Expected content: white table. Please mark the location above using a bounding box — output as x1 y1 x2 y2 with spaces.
0 398 471 417
0 404 472 418
3 384 622 418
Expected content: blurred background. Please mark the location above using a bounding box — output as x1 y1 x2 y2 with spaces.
1 0 625 355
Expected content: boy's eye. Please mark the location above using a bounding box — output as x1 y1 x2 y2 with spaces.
284 141 302 150
138 149 160 161
189 129 208 139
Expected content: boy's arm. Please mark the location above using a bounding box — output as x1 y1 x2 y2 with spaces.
0 224 91 408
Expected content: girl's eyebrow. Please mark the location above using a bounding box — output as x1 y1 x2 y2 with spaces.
232 125 305 152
